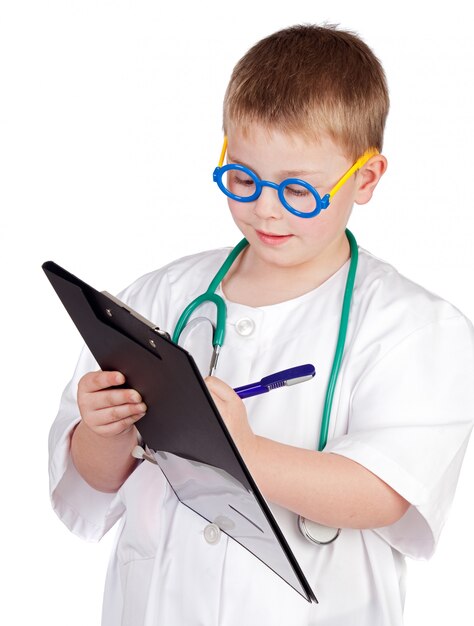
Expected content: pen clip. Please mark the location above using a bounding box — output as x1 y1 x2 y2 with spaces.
261 364 315 389
234 364 315 399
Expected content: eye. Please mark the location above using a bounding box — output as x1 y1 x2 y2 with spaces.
285 185 311 197
231 173 255 187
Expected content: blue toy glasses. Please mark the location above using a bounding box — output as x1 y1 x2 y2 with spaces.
213 137 378 218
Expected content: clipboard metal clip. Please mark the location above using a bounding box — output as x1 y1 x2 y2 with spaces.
102 291 171 340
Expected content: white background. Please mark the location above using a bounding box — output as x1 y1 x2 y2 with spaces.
1 1 473 624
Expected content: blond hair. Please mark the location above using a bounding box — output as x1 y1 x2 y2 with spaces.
223 24 389 159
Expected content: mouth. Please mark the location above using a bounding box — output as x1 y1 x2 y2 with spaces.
255 230 294 246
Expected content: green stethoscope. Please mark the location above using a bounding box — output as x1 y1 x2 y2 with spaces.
172 229 359 545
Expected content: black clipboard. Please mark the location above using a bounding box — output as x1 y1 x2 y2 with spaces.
43 260 317 603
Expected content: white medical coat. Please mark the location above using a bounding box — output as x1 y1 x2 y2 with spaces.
49 246 474 625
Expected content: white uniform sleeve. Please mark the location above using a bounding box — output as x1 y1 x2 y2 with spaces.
48 346 125 541
48 267 173 541
324 315 474 559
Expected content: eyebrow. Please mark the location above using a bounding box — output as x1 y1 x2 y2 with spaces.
227 154 323 178
280 168 324 177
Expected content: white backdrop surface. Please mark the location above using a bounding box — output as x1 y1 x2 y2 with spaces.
1 1 473 624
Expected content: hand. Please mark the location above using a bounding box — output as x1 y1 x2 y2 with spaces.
77 370 147 438
205 376 259 467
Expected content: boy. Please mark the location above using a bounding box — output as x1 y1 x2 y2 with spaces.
49 25 474 625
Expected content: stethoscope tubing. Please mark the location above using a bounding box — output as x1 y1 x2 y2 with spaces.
318 229 358 451
172 230 357 442
171 237 249 350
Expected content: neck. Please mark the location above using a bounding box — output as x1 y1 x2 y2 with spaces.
223 233 351 307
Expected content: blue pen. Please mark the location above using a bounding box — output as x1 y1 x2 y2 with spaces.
234 364 315 399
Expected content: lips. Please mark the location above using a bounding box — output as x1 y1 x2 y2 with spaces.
255 230 294 245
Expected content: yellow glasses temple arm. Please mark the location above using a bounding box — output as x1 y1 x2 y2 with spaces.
218 136 228 167
329 149 379 199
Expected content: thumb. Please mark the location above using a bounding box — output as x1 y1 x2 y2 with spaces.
205 376 237 402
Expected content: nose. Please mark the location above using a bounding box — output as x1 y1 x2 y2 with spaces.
252 186 284 220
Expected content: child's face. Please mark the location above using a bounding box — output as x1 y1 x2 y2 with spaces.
225 124 370 275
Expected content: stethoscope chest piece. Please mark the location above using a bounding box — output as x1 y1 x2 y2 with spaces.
298 515 341 545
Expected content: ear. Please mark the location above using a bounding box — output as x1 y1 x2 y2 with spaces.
354 154 387 205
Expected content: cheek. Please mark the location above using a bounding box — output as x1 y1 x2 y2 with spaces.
309 189 355 232
285 211 323 238
288 207 347 243
227 199 249 222
328 179 357 216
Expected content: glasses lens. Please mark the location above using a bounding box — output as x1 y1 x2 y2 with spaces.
223 166 258 199
282 182 318 214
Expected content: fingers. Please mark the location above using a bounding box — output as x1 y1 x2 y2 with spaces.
92 401 147 423
205 376 238 402
90 408 146 438
77 370 147 438
78 370 125 394
205 376 256 462
86 387 142 411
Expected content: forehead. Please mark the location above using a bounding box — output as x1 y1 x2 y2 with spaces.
226 124 351 174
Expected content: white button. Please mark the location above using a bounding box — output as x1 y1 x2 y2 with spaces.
235 318 255 336
203 523 221 545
